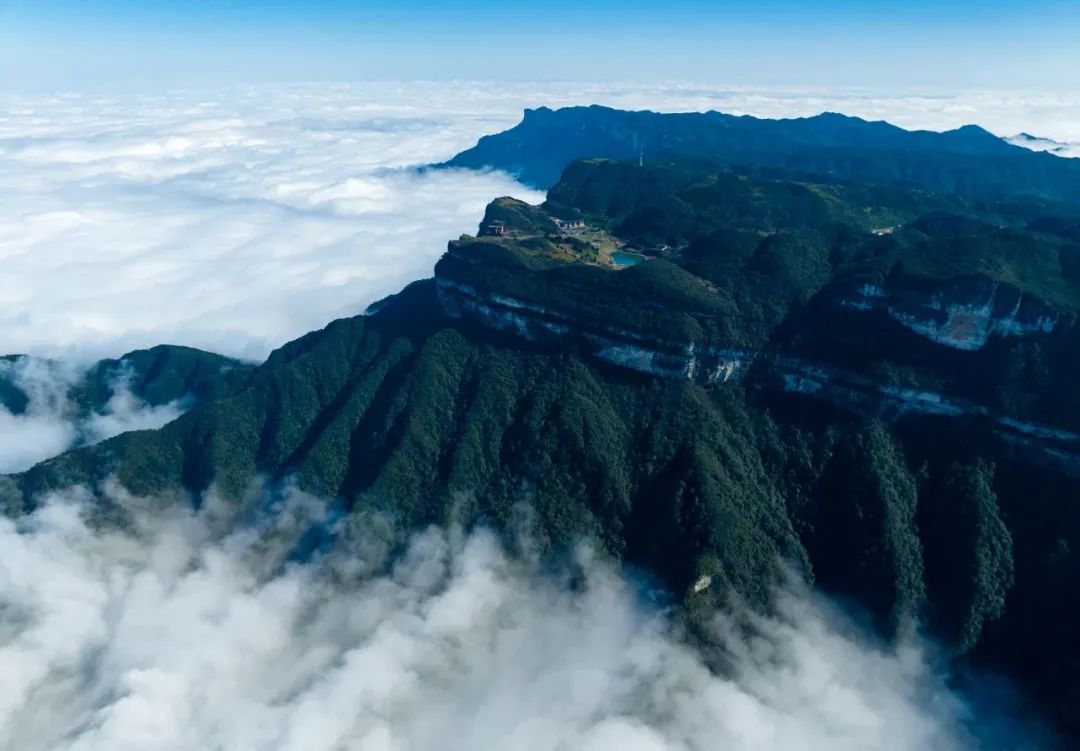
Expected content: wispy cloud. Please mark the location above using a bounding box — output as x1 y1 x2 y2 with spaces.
1006 133 1080 158
0 482 1037 751
2 83 1079 362
0 357 183 473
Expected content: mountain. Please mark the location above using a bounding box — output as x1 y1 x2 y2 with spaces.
442 105 1080 204
0 345 256 474
7 155 1080 740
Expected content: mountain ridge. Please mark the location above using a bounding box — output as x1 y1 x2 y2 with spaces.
443 105 1080 204
1 344 253 419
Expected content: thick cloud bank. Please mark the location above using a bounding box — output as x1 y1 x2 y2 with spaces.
0 86 543 361
0 483 1042 751
2 83 1080 361
0 357 182 474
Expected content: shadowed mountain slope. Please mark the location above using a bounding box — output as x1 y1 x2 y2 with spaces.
443 105 1080 205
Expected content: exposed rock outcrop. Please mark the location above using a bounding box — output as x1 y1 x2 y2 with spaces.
842 275 1056 350
436 267 1080 472
437 276 754 381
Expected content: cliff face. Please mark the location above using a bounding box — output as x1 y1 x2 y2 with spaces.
436 275 752 382
766 354 1080 473
432 209 1080 477
439 250 1062 377
437 263 1080 471
842 275 1057 351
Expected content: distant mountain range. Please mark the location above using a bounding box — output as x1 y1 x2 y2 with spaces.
8 106 1080 744
443 105 1080 203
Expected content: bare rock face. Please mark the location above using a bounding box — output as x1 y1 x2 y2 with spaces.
842 275 1056 350
436 276 708 379
435 254 759 384
435 251 1080 476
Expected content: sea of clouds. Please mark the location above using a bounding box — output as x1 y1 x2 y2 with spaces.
0 482 1045 751
0 83 1073 749
1 82 1079 363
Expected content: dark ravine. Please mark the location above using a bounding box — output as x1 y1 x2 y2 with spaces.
9 111 1080 743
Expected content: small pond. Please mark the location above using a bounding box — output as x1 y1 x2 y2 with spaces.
611 251 645 268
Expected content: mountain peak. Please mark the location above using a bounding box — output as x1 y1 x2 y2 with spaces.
522 105 554 120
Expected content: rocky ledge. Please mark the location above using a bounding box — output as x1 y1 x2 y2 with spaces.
841 274 1057 351
436 275 753 383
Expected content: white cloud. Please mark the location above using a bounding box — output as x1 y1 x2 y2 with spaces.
1006 133 1080 158
0 483 1021 751
0 86 546 362
0 358 79 474
2 83 1080 363
0 357 183 474
80 371 185 445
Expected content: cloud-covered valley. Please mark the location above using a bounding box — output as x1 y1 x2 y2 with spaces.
0 356 184 474
0 483 1040 751
2 82 1079 363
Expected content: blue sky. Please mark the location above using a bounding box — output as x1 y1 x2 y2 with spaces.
2 0 1078 90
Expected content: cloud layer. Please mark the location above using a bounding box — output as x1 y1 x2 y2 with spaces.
0 86 544 361
1006 133 1080 158
2 83 1079 362
0 357 183 474
0 483 1014 751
